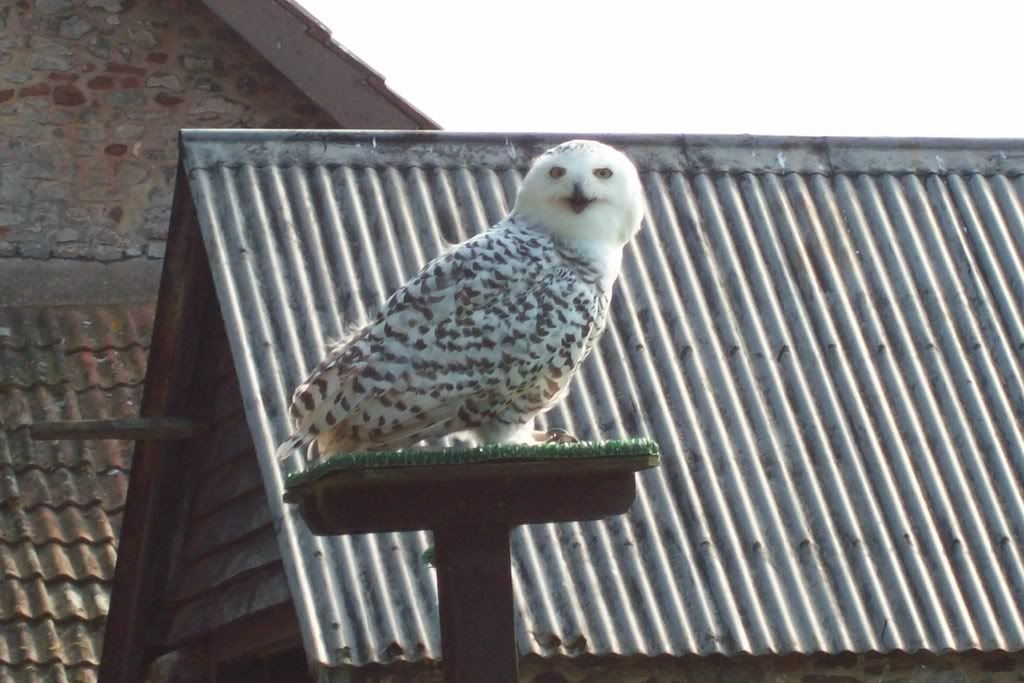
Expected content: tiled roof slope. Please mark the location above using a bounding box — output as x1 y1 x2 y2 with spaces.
0 304 154 683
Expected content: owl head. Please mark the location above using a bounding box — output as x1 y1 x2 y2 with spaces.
512 140 645 248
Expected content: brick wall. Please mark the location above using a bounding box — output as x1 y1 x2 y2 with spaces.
346 651 1024 683
0 0 334 263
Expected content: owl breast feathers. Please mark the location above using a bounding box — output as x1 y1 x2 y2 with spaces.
276 139 644 461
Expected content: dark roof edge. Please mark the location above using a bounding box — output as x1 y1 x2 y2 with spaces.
179 129 1024 175
268 0 438 128
200 0 438 130
98 161 219 683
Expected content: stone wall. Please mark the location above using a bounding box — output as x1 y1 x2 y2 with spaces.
346 651 1024 683
0 0 334 264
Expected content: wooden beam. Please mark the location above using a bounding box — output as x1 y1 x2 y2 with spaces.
29 417 202 441
208 603 302 665
435 523 518 683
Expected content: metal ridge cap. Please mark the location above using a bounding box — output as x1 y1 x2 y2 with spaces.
179 129 1024 175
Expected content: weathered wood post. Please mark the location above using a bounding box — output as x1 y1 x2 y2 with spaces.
283 439 660 682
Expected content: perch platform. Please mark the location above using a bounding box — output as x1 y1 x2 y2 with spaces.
283 438 660 683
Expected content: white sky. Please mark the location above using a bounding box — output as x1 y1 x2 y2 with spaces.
299 0 1024 138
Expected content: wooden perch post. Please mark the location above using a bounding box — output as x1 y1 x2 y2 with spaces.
282 439 660 683
29 417 203 441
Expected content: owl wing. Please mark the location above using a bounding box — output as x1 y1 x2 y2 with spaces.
276 226 589 460
323 253 600 454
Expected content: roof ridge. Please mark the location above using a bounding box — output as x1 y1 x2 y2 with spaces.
2 570 110 583
0 613 107 628
0 656 99 668
0 574 109 587
0 379 145 394
0 342 151 354
0 539 115 553
2 569 111 584
196 0 437 129
0 538 116 550
4 498 124 513
0 520 119 545
0 464 130 477
0 541 117 552
185 159 1024 181
181 129 1024 175
9 501 126 516
1 382 143 401
0 661 96 672
0 301 155 313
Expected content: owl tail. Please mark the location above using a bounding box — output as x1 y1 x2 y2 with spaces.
274 431 312 462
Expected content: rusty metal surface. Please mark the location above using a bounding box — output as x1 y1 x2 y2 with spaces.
181 129 1024 666
0 303 153 683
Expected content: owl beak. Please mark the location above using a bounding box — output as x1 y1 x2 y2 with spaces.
566 183 594 214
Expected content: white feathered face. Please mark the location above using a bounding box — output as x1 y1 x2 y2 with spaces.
513 140 645 247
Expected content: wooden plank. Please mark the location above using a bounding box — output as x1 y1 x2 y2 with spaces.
214 647 308 683
297 471 638 535
29 417 202 441
199 412 253 474
190 447 263 522
208 603 301 668
296 453 658 491
182 489 273 564
283 439 660 496
171 525 281 605
210 369 245 422
142 646 215 683
164 562 292 647
435 523 517 683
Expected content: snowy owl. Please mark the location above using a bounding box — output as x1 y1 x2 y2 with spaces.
276 140 645 462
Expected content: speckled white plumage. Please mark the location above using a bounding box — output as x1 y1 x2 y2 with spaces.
276 140 645 461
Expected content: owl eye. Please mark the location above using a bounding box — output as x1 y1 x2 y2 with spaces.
549 166 566 179
594 167 613 179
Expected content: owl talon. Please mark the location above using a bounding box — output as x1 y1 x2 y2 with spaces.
534 428 578 444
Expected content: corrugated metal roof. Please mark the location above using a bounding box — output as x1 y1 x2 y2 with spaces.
0 303 153 683
179 130 1024 667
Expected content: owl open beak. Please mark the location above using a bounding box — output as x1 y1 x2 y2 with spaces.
566 184 595 214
